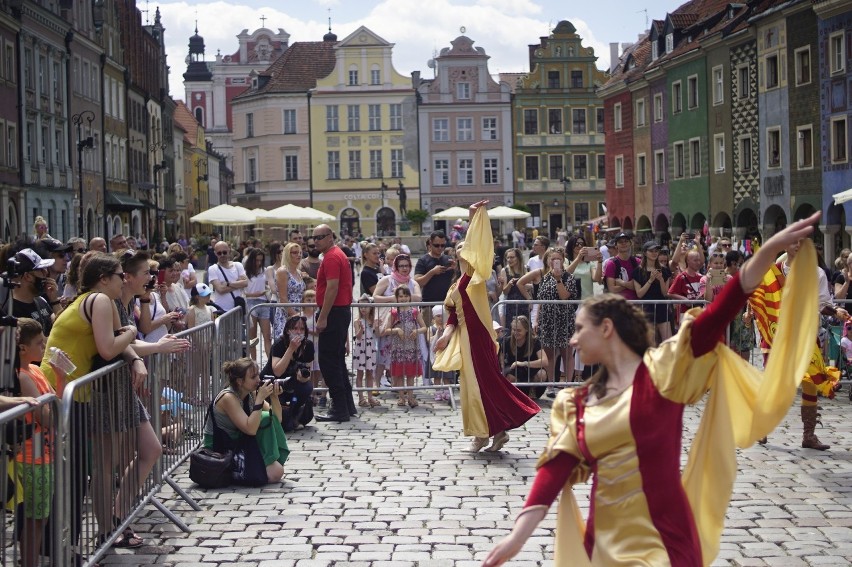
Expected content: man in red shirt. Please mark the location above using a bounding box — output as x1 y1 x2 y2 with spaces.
668 249 704 321
313 224 355 422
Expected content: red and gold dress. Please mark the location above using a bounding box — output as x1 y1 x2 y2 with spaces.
433 207 539 438
525 243 819 566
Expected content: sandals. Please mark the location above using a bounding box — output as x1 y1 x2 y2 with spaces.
368 397 381 407
407 396 418 408
396 398 407 406
98 526 144 549
358 398 370 407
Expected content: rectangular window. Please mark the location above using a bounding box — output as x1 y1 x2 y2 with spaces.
371 69 380 85
40 125 48 162
738 65 750 99
326 105 339 132
687 75 698 109
768 128 781 167
596 108 605 133
246 113 254 137
458 158 474 184
432 118 449 141
368 104 381 131
347 105 360 131
653 93 663 122
524 155 539 180
483 157 499 184
548 109 562 134
457 117 473 141
571 70 583 88
369 149 383 178
523 109 538 135
674 142 685 178
391 149 403 178
81 61 88 97
348 69 358 86
389 104 403 130
713 66 724 104
597 154 605 179
5 43 14 84
549 155 563 180
613 103 622 131
666 33 673 53
654 150 665 183
38 55 47 94
831 117 848 163
714 134 725 172
797 125 813 169
672 81 682 113
765 54 779 89
434 158 449 185
26 122 33 162
830 32 845 74
286 155 299 180
637 154 647 186
575 202 589 222
53 61 60 100
572 108 587 134
547 71 560 89
348 150 361 179
54 129 62 167
7 125 15 168
247 157 257 182
615 155 624 187
573 154 588 180
283 109 296 134
795 47 811 86
24 48 32 89
635 98 646 127
326 152 339 180
482 117 497 140
740 136 753 172
690 138 701 176
457 82 471 100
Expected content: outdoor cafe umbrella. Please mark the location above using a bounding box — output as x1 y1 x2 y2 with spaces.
255 203 334 223
833 188 852 205
190 204 256 225
486 205 531 220
432 206 471 220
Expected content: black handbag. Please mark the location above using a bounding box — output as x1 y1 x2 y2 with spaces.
189 401 234 488
216 263 247 313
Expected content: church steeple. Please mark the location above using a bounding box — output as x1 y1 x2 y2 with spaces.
183 22 212 82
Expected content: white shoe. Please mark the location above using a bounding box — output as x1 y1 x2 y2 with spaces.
468 437 489 453
486 432 510 452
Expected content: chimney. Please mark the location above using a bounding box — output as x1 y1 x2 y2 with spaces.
609 42 619 73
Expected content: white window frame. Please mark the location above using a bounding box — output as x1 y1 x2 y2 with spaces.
390 149 403 178
432 118 449 142
283 109 296 134
712 65 724 105
637 153 647 186
665 33 673 53
831 116 848 164
635 98 646 127
653 93 663 122
326 151 338 180
654 150 665 183
285 154 299 181
368 104 381 131
572 108 587 134
326 105 339 132
767 127 781 168
689 137 701 177
549 155 564 180
765 53 779 90
371 67 381 85
433 157 450 186
573 154 588 180
483 156 499 185
794 46 811 86
797 124 813 170
369 149 382 178
687 75 699 109
458 156 474 185
615 155 624 187
524 155 540 180
714 133 725 173
347 105 360 132
481 117 498 141
830 32 846 75
672 81 682 113
456 117 473 141
674 142 685 179
457 82 471 100
737 64 750 99
389 104 403 130
348 150 361 179
613 103 622 132
348 66 359 86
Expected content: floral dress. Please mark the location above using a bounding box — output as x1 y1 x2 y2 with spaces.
354 317 377 371
536 271 578 349
273 269 306 340
389 307 422 378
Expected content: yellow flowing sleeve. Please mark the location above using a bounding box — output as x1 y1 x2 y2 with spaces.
458 207 495 287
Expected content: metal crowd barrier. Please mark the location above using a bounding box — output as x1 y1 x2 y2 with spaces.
214 307 245 375
0 394 64 567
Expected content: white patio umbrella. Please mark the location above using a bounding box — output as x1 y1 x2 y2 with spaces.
432 206 470 220
487 205 531 220
190 204 256 225
301 206 335 222
256 204 334 223
833 188 852 205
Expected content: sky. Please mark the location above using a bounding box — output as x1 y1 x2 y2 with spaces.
152 0 679 99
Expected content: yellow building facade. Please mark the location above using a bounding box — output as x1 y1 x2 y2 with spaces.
310 26 419 237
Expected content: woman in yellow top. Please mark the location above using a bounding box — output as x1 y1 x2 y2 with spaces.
484 212 822 567
434 200 539 453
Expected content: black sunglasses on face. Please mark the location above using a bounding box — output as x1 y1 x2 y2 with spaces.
216 250 230 256
313 233 331 241
431 242 446 248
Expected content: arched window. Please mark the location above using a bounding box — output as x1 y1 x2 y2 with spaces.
194 107 204 126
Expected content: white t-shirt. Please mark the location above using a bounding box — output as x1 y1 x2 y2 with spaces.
165 282 189 312
138 294 168 343
208 261 247 311
181 264 196 299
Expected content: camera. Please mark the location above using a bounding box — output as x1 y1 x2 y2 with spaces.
296 364 311 379
261 375 285 388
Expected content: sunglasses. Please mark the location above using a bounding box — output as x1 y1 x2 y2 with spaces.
313 233 332 241
711 253 726 258
74 248 87 254
216 250 230 256
307 244 316 249
431 242 446 248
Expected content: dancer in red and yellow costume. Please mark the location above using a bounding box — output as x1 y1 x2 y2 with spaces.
434 200 539 453
749 238 845 450
484 213 822 567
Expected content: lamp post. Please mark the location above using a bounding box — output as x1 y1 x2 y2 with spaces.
72 111 95 237
560 177 571 232
152 160 168 242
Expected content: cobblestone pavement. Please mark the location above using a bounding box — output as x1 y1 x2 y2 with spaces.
109 390 852 566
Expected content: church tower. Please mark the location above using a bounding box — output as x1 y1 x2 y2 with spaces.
183 24 214 128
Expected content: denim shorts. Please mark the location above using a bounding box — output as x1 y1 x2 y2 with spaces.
246 297 271 320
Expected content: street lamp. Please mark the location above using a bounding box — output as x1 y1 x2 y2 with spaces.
380 181 387 207
560 177 571 232
72 110 95 237
153 160 169 242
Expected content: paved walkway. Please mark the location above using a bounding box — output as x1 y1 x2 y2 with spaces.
114 391 852 566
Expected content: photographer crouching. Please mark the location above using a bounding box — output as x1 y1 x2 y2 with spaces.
260 315 315 431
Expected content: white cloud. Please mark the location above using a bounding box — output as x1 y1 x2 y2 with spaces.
158 0 611 98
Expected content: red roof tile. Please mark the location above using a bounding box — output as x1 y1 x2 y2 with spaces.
236 41 337 98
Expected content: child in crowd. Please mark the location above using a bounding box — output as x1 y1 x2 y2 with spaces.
15 318 61 567
429 306 455 402
842 321 852 363
301 289 325 407
186 283 217 328
381 286 427 408
353 294 380 408
700 251 732 303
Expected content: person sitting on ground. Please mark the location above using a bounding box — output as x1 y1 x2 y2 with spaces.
261 316 316 431
499 315 547 400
